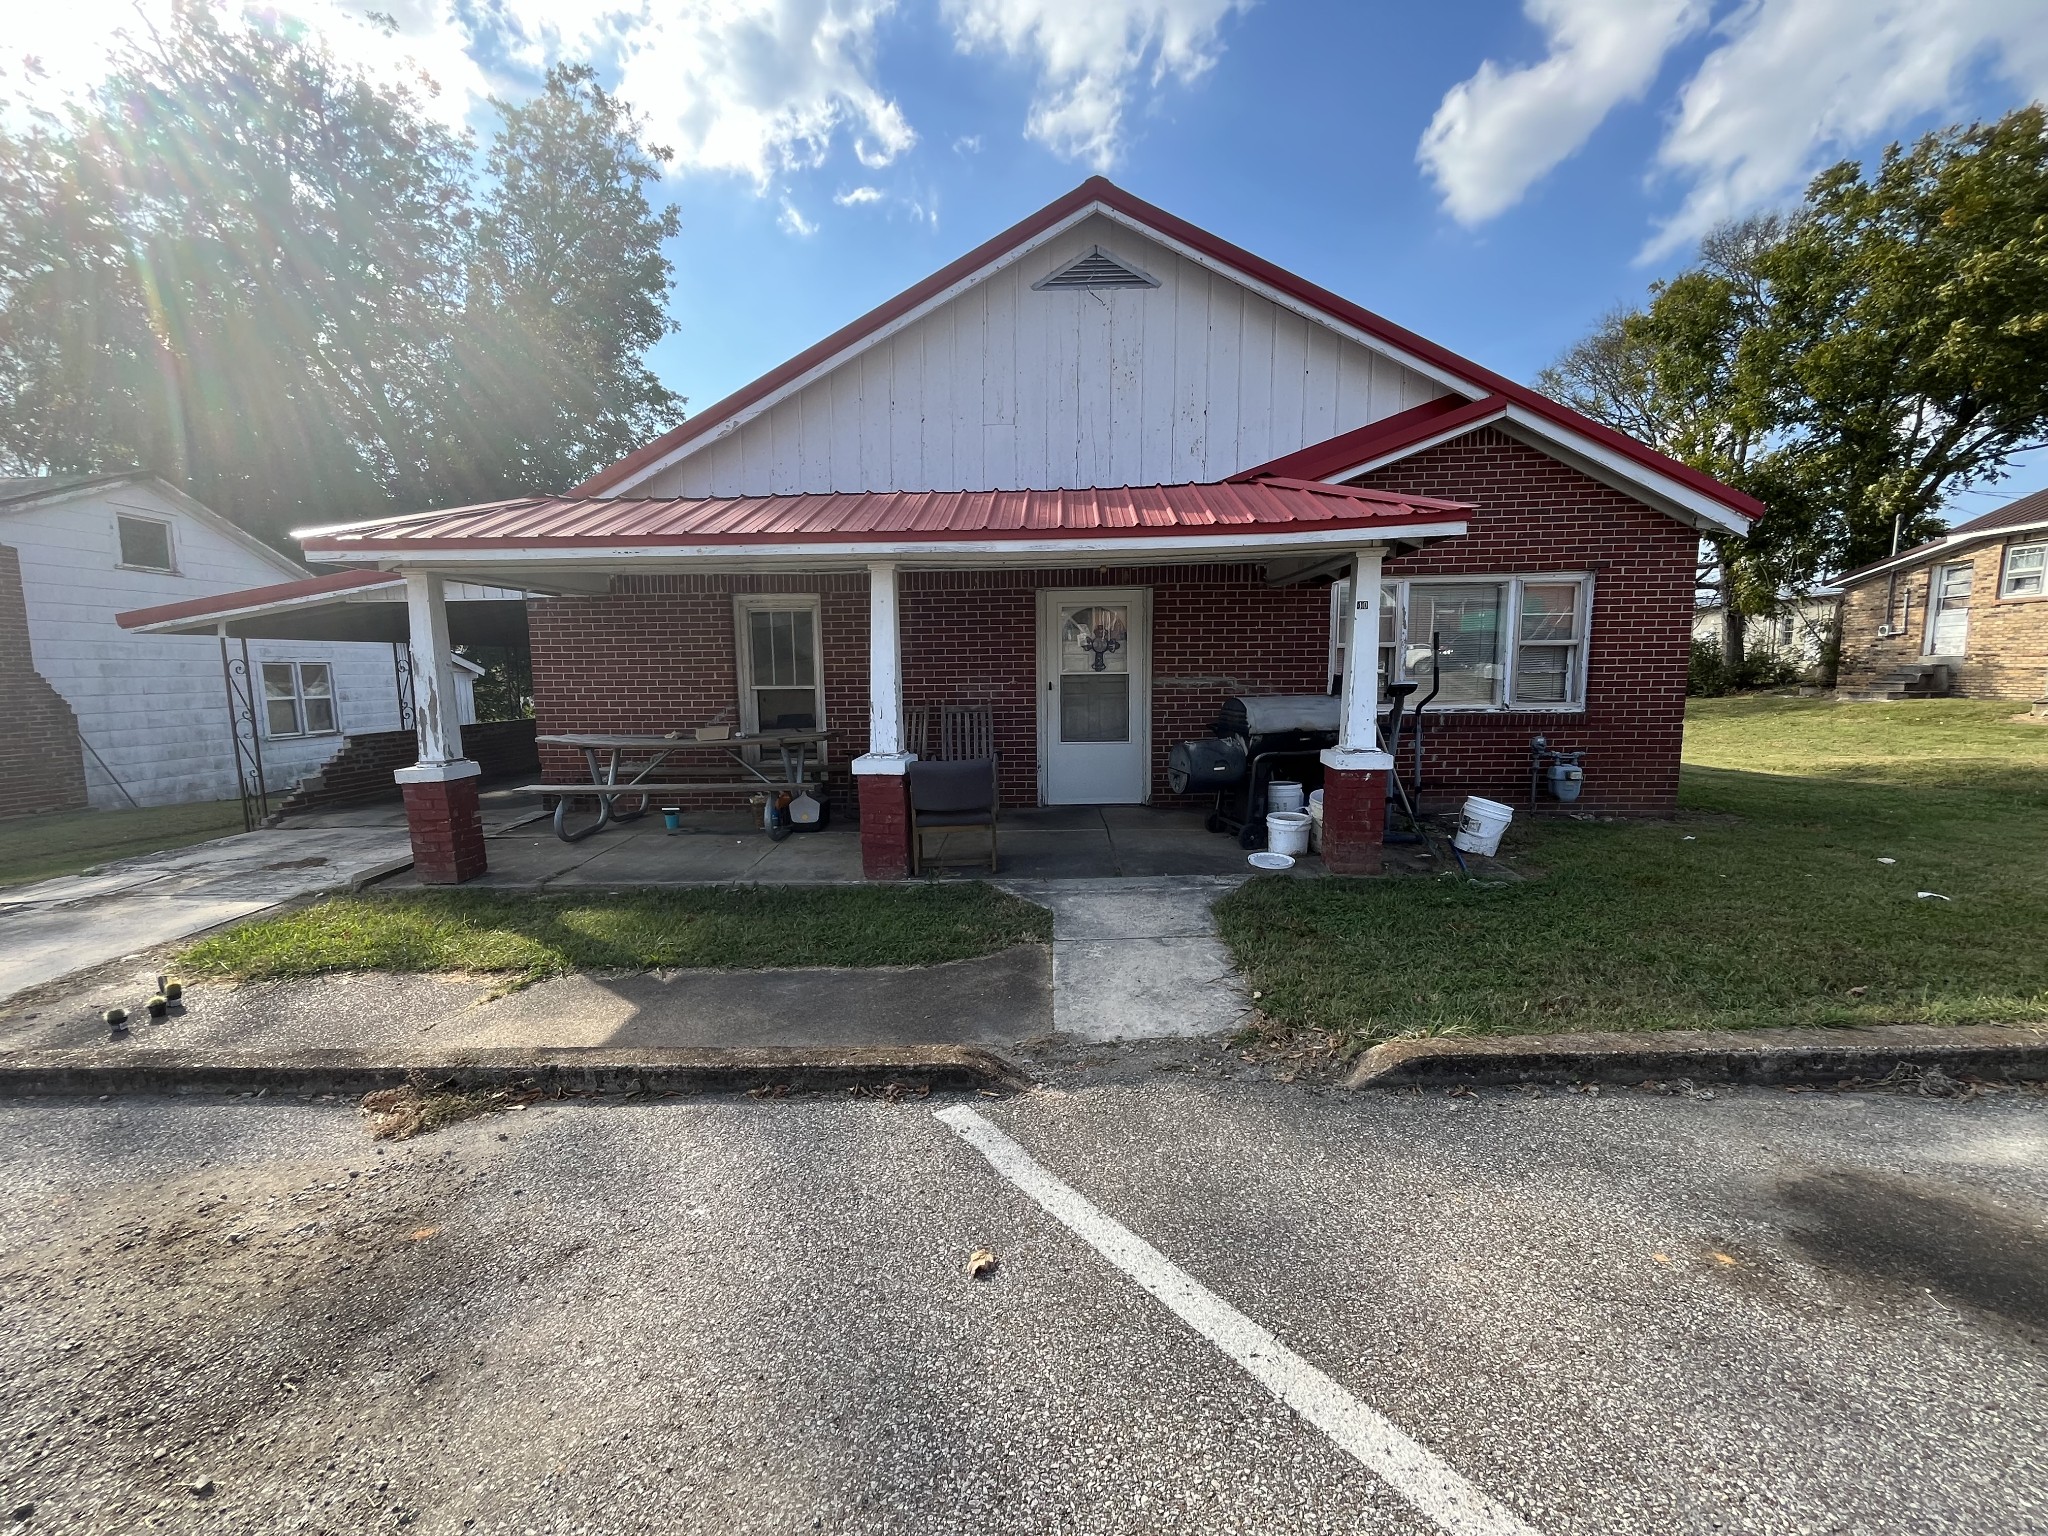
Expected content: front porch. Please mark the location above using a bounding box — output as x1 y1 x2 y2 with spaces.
388 802 1323 889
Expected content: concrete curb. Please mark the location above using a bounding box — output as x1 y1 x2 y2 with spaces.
1345 1022 2048 1090
0 1044 1033 1099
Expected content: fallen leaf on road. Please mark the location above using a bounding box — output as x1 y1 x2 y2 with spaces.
966 1248 999 1280
409 1226 439 1242
1651 1252 1670 1264
1710 1251 1737 1266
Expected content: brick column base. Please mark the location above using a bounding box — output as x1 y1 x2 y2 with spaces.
401 773 488 884
1320 766 1388 876
857 772 912 880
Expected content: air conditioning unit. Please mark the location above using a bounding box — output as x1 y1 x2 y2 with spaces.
1875 624 1898 637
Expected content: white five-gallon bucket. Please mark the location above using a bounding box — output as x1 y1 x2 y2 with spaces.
1267 780 1305 814
1307 788 1324 853
1452 796 1513 857
1266 809 1312 857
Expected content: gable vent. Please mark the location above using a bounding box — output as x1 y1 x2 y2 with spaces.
1032 245 1160 291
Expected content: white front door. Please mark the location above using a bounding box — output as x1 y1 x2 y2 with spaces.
1924 562 1972 656
1039 588 1150 804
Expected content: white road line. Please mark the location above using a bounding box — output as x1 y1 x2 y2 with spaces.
935 1104 1544 1536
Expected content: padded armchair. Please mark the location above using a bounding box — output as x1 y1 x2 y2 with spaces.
907 756 998 874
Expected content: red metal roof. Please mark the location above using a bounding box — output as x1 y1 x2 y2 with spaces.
299 480 1469 553
115 569 399 630
574 177 1761 522
1232 397 1507 484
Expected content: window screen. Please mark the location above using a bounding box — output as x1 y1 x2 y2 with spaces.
117 516 173 571
1513 582 1582 705
1408 583 1504 705
2002 543 2045 599
744 605 821 730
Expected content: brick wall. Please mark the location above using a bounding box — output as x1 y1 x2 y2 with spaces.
0 542 88 820
528 574 868 811
272 718 540 817
1838 539 2048 701
1358 427 1697 815
522 426 1699 819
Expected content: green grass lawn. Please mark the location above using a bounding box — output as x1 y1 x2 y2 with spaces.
0 800 248 888
1216 698 2048 1045
180 883 1053 984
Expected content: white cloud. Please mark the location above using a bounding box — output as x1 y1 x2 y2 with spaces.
952 133 983 155
1644 0 2048 256
834 184 886 205
1417 0 2048 259
943 0 1250 169
778 197 819 236
1418 0 1709 226
7 0 915 188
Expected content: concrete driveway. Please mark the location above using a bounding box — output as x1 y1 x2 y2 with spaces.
2 1078 2042 1534
0 825 416 1004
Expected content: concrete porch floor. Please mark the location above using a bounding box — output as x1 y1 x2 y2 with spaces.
381 801 1327 888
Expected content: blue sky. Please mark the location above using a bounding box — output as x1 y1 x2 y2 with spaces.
17 0 2048 517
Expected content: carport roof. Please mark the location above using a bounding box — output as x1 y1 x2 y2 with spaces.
116 570 528 645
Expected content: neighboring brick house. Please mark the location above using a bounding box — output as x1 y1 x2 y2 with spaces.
1835 494 2048 704
139 178 1762 881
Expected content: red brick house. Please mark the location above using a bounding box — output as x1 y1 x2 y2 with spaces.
164 178 1760 882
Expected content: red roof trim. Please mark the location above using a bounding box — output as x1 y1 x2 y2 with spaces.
577 177 1760 521
115 569 399 630
1231 397 1506 483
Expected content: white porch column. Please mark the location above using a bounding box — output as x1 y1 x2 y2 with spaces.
854 560 914 773
401 570 470 771
1322 547 1394 771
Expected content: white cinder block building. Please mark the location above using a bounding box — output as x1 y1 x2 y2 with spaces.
0 473 475 809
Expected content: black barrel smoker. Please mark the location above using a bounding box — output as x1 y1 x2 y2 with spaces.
1167 695 1340 848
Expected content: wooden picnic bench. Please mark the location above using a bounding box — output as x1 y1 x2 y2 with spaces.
529 731 837 842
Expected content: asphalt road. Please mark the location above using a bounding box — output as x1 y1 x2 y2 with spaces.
2 1078 2044 1535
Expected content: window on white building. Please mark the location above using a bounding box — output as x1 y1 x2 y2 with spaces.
734 596 824 732
262 661 339 738
2001 541 2045 598
1329 574 1592 710
116 514 174 572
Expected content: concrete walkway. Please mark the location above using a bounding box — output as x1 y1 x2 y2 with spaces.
0 825 414 1004
1001 876 1250 1042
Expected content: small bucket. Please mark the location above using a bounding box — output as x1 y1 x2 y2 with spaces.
1308 792 1324 854
661 806 682 833
1452 796 1513 857
1547 764 1584 803
1266 810 1312 857
1268 780 1305 814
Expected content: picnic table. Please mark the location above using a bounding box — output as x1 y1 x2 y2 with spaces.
530 730 835 842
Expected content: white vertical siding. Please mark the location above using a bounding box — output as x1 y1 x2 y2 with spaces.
6 484 415 808
638 214 1449 498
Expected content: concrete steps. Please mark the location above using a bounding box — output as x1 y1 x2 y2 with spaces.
1840 662 1955 702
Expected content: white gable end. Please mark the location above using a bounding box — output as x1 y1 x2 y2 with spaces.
637 213 1450 498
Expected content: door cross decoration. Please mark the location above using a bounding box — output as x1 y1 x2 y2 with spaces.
1076 609 1127 671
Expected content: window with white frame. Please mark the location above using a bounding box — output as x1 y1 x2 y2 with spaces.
1329 575 1591 710
116 514 174 572
2001 541 2045 599
735 595 824 732
261 661 338 738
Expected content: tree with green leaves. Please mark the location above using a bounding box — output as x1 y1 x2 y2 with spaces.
1542 105 2048 658
0 5 683 547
